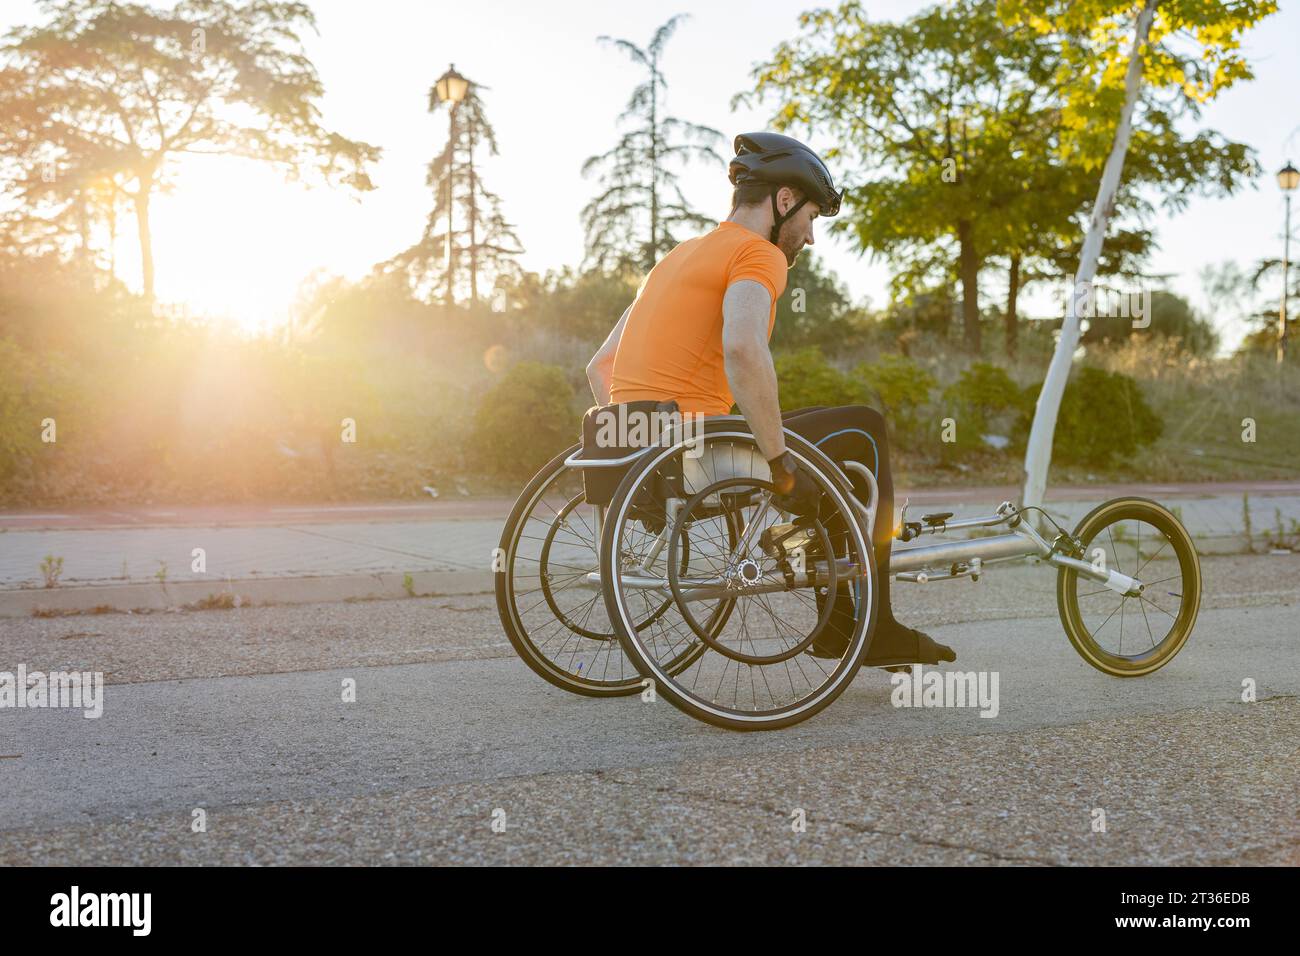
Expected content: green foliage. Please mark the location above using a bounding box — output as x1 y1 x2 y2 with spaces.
39 554 63 589
999 1 1278 160
773 347 871 411
854 353 936 435
0 0 380 295
940 362 1028 454
0 338 57 484
772 252 866 351
741 0 1263 354
741 0 1084 354
470 361 577 482
1018 365 1163 467
502 267 639 343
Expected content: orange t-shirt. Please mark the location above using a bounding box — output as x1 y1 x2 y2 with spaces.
609 221 788 415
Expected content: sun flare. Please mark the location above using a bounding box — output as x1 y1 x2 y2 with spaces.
133 154 365 334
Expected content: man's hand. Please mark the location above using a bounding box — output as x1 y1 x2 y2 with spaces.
768 452 821 517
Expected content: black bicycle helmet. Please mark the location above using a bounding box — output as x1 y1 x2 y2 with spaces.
728 132 844 244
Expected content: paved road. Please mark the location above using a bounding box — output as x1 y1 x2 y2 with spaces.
1 552 1295 865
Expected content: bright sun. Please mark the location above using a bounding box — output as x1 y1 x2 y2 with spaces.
120 154 371 334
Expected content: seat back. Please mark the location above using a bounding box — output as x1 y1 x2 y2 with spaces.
578 401 682 507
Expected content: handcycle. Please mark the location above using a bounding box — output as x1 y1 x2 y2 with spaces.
495 411 1202 731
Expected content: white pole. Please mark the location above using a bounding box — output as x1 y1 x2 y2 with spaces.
1022 0 1160 514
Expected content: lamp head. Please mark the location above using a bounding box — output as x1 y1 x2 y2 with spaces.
434 65 470 105
1278 161 1300 193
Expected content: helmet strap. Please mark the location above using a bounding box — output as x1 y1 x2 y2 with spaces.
768 186 808 245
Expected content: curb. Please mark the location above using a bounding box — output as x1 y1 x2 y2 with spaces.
0 570 495 618
0 533 1277 618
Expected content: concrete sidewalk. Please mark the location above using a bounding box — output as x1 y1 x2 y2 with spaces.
1 480 1295 616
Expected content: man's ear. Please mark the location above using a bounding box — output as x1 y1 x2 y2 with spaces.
777 185 801 216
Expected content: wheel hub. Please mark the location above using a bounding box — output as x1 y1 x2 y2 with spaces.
728 558 763 589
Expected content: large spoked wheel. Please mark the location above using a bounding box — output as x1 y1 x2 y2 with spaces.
601 426 877 731
1056 496 1202 677
495 445 708 697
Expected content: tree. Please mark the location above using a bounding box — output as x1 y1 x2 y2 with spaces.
1081 290 1219 356
741 0 1256 357
499 266 638 343
742 0 1066 353
1007 0 1277 509
0 0 379 299
1197 259 1298 360
771 252 865 352
581 14 724 275
380 72 524 306
1244 255 1299 360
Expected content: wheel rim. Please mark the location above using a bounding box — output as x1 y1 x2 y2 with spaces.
505 465 704 689
607 432 874 724
1061 507 1199 671
540 493 682 639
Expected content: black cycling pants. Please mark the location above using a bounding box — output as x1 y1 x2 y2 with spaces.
780 404 898 626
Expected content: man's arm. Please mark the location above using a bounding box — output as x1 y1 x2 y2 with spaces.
586 303 632 405
722 280 785 462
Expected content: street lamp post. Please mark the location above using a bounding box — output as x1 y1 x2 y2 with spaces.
1277 161 1299 365
433 65 470 306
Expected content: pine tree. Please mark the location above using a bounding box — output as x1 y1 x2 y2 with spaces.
383 73 523 306
581 15 724 275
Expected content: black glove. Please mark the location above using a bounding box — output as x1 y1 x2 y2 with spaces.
767 452 821 518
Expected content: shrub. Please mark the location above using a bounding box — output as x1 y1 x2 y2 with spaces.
1082 290 1219 358
854 353 936 437
940 362 1027 455
0 337 66 486
470 361 577 482
39 554 63 588
774 347 871 411
1018 365 1163 467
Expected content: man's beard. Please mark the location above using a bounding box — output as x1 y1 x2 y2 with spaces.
775 223 805 267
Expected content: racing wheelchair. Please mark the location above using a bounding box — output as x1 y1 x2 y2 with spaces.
495 408 1202 731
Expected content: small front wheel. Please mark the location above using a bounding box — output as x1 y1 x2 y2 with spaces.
1056 496 1201 677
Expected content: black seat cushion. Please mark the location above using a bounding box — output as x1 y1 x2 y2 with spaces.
579 400 682 507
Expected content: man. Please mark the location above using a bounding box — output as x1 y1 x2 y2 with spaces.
585 132 955 668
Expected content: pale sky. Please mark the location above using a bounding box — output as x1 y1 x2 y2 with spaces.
5 0 1299 349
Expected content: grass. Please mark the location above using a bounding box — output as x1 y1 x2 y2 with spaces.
1103 342 1300 483
184 592 246 611
39 554 63 588
1264 508 1300 551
